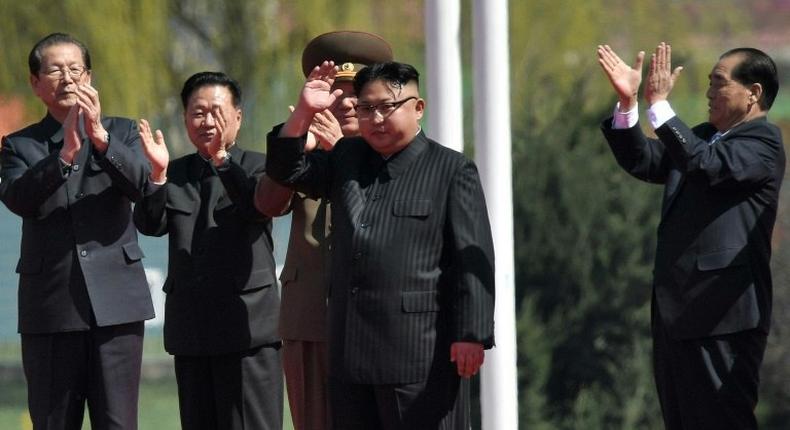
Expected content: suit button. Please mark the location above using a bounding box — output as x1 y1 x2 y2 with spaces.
360 222 371 229
80 250 87 257
350 287 359 295
72 164 80 172
75 192 85 199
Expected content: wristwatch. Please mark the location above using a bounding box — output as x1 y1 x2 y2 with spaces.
214 151 231 167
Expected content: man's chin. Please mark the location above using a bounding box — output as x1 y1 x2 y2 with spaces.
53 98 77 109
340 124 359 136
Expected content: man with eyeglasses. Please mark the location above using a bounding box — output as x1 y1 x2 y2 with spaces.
266 61 495 429
254 31 393 430
0 33 154 429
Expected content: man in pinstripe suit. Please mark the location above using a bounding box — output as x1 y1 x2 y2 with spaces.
266 61 495 429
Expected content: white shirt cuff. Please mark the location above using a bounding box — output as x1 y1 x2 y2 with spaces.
647 100 676 129
612 102 639 129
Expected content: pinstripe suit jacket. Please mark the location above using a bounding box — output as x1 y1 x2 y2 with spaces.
267 128 495 384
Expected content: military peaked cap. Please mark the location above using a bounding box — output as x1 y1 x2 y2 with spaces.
302 31 394 81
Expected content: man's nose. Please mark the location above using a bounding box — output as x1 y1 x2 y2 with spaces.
342 96 357 108
204 112 216 126
61 71 76 83
371 110 385 124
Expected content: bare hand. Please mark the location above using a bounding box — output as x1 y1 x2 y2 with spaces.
450 342 485 378
597 45 645 111
207 105 228 163
75 83 109 153
138 119 169 182
645 42 683 105
287 105 329 152
309 109 342 151
280 62 344 138
61 104 82 164
296 61 344 114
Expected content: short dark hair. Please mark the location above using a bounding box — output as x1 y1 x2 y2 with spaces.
29 33 91 75
721 47 779 110
180 72 242 109
353 62 420 95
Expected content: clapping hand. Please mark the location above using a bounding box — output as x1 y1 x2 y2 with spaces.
61 104 82 164
74 83 110 153
597 45 645 111
138 119 169 183
207 105 230 165
645 42 683 105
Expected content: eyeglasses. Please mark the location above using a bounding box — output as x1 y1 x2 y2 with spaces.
40 66 87 80
357 96 417 118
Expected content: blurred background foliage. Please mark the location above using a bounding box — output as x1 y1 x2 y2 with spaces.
1 0 789 429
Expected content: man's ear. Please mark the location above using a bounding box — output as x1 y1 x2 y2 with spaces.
414 98 425 120
29 74 39 91
749 83 763 106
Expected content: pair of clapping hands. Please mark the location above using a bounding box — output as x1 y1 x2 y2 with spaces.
60 83 109 165
597 42 684 111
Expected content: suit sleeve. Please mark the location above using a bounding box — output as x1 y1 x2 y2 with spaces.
94 118 151 202
215 152 268 222
600 117 671 184
265 125 331 198
655 116 783 189
0 136 68 218
133 182 168 237
446 159 496 349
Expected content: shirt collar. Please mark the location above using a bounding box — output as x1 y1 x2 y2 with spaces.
376 130 428 180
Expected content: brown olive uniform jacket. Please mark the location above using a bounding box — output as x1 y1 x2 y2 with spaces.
279 194 331 342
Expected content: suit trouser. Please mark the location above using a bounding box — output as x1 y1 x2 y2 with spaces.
328 364 470 430
282 339 330 430
21 321 145 430
173 343 283 430
652 310 766 430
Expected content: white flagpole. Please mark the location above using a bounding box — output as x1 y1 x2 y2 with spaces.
473 0 520 428
425 0 464 152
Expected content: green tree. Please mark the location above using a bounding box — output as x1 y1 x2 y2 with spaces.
0 0 173 125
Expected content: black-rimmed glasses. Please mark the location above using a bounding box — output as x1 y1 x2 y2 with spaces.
357 96 417 119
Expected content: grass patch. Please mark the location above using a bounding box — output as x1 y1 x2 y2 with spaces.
0 337 293 430
0 378 293 430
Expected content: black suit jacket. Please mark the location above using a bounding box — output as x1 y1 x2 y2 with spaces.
267 128 495 384
0 114 154 333
133 145 280 356
602 116 785 339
